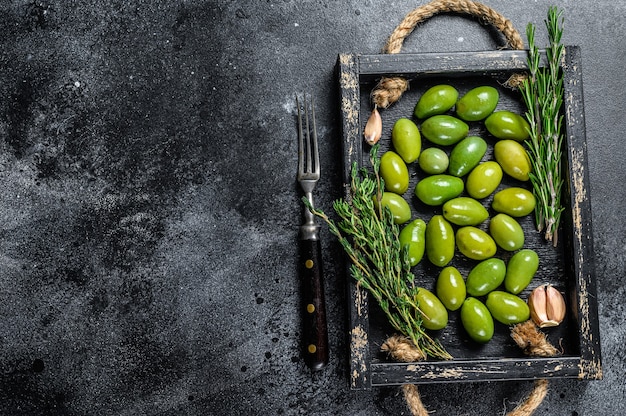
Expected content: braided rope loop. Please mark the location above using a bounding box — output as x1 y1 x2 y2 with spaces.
372 0 525 109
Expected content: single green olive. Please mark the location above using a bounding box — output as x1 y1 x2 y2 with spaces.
436 266 466 311
391 118 421 163
448 136 488 177
420 115 469 146
414 84 459 119
414 174 464 206
466 258 506 296
455 86 499 121
466 161 503 199
456 226 497 260
494 139 531 181
425 215 455 267
486 291 530 325
443 197 489 226
485 110 530 141
461 297 494 343
489 213 525 251
419 147 449 174
378 192 412 224
504 249 539 294
492 187 536 217
415 287 448 330
399 219 426 267
380 151 409 194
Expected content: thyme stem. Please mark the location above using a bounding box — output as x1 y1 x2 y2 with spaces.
304 144 451 360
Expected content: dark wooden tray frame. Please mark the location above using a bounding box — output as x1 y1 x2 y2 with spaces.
337 47 602 389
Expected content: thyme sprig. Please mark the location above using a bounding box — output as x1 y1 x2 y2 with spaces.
304 144 451 360
520 6 565 246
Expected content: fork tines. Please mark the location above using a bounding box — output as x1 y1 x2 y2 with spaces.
296 95 320 181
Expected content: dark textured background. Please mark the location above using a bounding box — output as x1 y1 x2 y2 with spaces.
0 1 624 415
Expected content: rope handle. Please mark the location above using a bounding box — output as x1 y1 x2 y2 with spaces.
383 321 559 416
372 0 525 109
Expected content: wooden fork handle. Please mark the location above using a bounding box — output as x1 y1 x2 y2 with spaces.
299 237 329 371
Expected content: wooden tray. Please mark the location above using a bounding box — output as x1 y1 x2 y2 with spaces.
336 47 602 389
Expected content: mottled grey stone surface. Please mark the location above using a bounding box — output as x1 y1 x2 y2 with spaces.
0 1 624 415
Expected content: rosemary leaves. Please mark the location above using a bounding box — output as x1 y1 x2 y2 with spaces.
520 7 565 246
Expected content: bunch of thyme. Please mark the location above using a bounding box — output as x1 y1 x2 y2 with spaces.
520 6 565 246
305 144 451 360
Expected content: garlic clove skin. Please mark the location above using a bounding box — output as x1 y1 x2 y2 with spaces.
364 107 382 145
528 284 566 328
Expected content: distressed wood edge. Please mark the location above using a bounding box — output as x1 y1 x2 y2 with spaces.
562 45 603 380
369 356 583 386
337 53 371 389
356 49 538 80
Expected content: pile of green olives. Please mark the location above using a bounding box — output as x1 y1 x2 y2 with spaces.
377 83 540 343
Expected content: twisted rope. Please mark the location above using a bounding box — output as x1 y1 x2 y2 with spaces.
382 320 559 416
372 0 525 109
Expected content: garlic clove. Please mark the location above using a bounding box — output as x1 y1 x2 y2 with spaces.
528 284 566 328
364 107 382 145
529 285 549 326
546 285 566 324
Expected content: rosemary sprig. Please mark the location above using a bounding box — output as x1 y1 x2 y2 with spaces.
520 6 565 246
304 144 451 361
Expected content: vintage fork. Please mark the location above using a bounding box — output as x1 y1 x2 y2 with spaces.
296 94 329 371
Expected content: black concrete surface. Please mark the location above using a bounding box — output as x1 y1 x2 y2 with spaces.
1 1 624 415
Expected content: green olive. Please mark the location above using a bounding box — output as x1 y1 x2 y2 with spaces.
489 213 524 251
419 147 449 174
436 266 466 311
448 136 488 177
399 219 426 267
455 86 499 121
443 197 489 226
456 226 497 260
504 249 539 294
485 110 530 141
391 118 421 163
425 215 455 267
415 174 464 206
378 192 411 224
466 161 503 199
486 291 530 325
461 297 494 343
380 151 409 194
421 115 469 146
414 84 458 119
494 139 531 181
466 258 506 296
415 287 448 330
492 187 536 217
